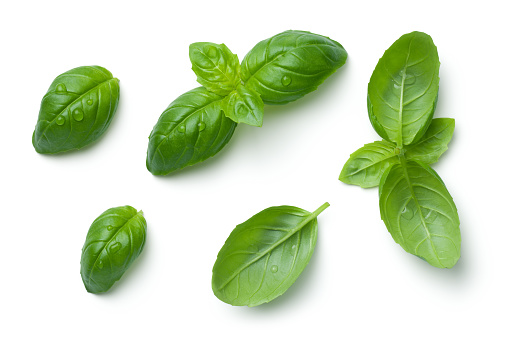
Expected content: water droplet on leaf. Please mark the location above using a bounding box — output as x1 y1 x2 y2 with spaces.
107 226 114 231
87 99 93 106
404 71 416 85
281 75 292 86
292 245 297 251
55 83 67 93
271 265 278 273
198 122 206 131
109 242 122 254
97 260 104 269
72 108 84 122
56 116 65 126
178 125 186 133
402 207 414 220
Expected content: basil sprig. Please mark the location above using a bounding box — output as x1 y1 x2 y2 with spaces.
147 30 347 175
339 32 460 268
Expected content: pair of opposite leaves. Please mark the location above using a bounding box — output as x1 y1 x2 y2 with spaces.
80 203 329 308
32 30 348 177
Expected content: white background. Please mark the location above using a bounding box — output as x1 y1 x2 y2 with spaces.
1 0 507 337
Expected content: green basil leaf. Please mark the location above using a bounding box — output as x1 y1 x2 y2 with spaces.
241 30 347 105
32 66 120 154
379 160 460 268
404 118 454 164
80 206 147 293
146 87 237 175
339 140 399 188
221 84 264 127
367 31 439 146
189 42 241 96
212 202 329 306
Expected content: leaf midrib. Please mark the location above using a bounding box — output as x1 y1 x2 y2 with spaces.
400 159 443 267
217 206 325 291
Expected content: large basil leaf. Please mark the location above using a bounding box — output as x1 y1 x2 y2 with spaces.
80 206 147 293
339 140 399 188
146 87 237 175
221 84 264 127
405 118 454 164
367 31 439 146
32 66 120 154
379 161 460 268
241 30 347 105
212 203 329 306
189 42 241 96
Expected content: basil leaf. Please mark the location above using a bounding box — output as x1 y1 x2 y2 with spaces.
379 160 460 268
241 30 347 105
339 140 399 188
405 118 454 164
32 66 120 154
80 206 147 293
212 203 329 307
189 42 241 96
146 87 237 175
367 31 439 146
221 84 264 127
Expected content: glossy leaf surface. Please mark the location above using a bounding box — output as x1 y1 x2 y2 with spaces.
33 66 120 154
212 203 329 306
80 206 147 293
221 84 264 127
367 31 439 146
146 87 237 175
189 42 241 96
405 118 454 164
339 140 399 188
241 30 347 105
379 161 460 268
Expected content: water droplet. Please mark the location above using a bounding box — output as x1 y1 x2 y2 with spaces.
87 99 93 106
178 125 186 133
271 265 278 273
281 75 292 86
198 122 206 131
393 83 401 89
109 242 122 254
206 45 218 58
107 226 114 231
292 245 297 251
402 207 414 220
404 71 416 85
72 108 84 122
55 83 67 93
55 116 65 126
97 260 104 269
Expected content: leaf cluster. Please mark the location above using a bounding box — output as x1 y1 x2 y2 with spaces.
146 30 348 175
339 32 461 268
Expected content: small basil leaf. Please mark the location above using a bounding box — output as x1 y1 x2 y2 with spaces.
241 30 347 105
80 206 147 293
32 66 120 154
367 31 439 146
339 140 399 188
221 85 264 127
404 118 454 164
189 42 241 96
379 160 460 268
146 87 237 175
212 202 329 307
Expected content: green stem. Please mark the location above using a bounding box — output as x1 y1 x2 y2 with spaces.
311 202 330 218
